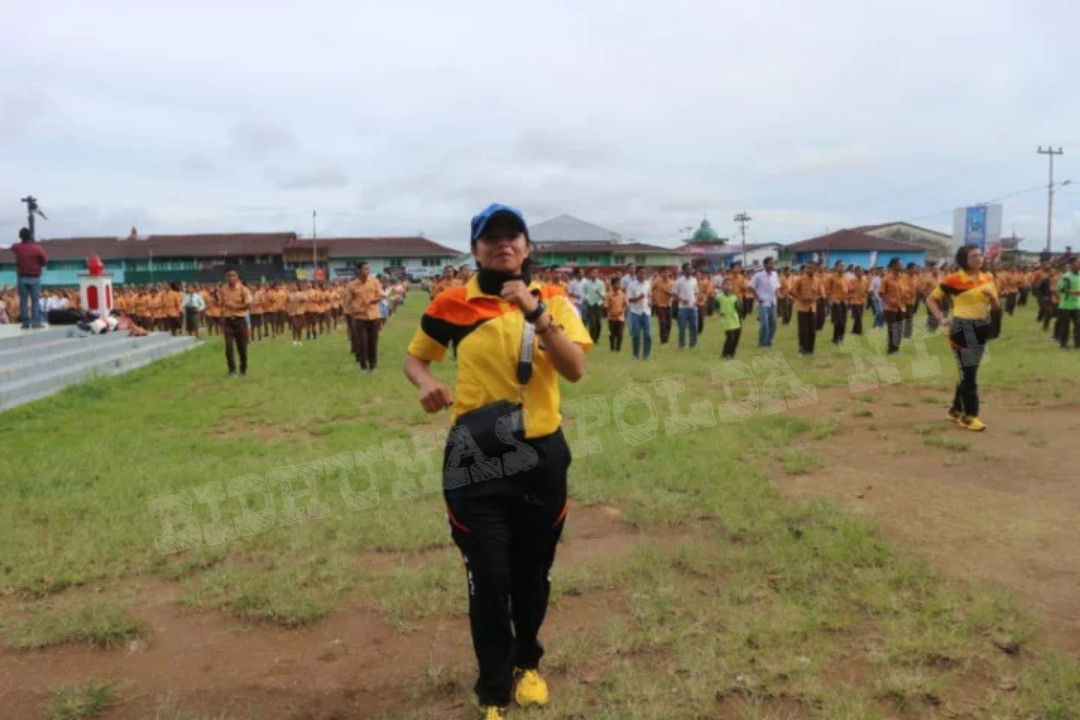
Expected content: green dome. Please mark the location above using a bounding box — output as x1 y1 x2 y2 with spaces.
690 218 722 244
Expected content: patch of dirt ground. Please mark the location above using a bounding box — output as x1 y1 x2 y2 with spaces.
781 384 1080 653
0 505 666 720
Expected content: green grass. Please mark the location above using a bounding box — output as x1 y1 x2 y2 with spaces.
43 681 117 720
6 603 145 650
2 296 1079 717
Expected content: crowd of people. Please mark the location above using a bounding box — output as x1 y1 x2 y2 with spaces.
415 256 1080 361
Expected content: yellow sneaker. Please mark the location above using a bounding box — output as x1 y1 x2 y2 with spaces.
960 416 987 432
481 706 507 720
513 669 550 707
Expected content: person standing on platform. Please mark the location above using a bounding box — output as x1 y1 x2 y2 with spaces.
626 267 652 360
12 228 48 330
717 278 742 359
825 261 850 345
220 269 252 377
674 263 699 349
749 257 780 348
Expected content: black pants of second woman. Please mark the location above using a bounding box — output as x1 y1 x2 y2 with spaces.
722 328 741 358
444 430 571 708
949 319 991 418
608 319 624 351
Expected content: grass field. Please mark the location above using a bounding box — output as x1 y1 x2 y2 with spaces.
1 294 1079 719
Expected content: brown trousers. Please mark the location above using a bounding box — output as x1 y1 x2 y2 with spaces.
223 317 249 374
352 318 380 369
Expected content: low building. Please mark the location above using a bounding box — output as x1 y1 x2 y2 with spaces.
0 232 297 286
681 242 789 270
286 237 460 279
786 229 926 268
854 221 952 263
527 214 680 269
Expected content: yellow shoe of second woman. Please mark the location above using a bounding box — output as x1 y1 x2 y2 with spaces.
513 669 550 707
960 416 987 432
481 706 507 720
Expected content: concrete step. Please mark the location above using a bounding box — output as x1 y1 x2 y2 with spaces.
0 331 140 373
0 326 70 351
0 334 200 411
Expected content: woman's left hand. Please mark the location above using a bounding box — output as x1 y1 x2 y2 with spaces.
500 281 538 314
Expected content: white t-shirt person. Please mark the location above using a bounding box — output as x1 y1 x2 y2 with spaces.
674 274 699 307
749 268 780 307
626 278 652 315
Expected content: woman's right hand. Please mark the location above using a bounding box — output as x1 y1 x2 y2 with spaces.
418 380 454 413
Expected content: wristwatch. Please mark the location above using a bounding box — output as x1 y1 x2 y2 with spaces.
524 300 547 324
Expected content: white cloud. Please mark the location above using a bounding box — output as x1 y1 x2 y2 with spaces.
0 0 1077 250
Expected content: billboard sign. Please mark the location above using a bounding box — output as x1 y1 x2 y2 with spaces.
952 204 1002 252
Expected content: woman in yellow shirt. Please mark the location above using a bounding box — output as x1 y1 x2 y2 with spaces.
927 244 1001 432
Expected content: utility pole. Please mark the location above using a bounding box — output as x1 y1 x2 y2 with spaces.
20 195 48 240
734 212 751 265
312 209 318 279
1038 146 1064 253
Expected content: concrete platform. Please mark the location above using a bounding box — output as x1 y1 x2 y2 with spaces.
0 326 200 411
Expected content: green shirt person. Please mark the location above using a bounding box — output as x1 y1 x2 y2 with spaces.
717 289 742 332
1058 266 1080 311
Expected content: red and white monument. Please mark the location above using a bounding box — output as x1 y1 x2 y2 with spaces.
78 254 114 317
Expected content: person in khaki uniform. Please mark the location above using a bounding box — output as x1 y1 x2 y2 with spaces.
824 261 850 345
166 282 184 335
778 268 795 326
250 286 267 341
879 258 906 354
848 267 869 335
900 263 919 339
603 277 627 352
203 287 221 336
650 268 673 344
286 282 308 345
345 262 385 371
219 269 252 377
791 264 820 355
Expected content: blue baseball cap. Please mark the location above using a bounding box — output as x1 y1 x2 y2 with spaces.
470 203 528 245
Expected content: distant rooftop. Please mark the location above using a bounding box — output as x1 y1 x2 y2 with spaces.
529 214 622 244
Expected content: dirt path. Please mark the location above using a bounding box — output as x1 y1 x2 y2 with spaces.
781 385 1080 653
0 506 654 720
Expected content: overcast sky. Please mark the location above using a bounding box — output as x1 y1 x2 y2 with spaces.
2 0 1078 251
